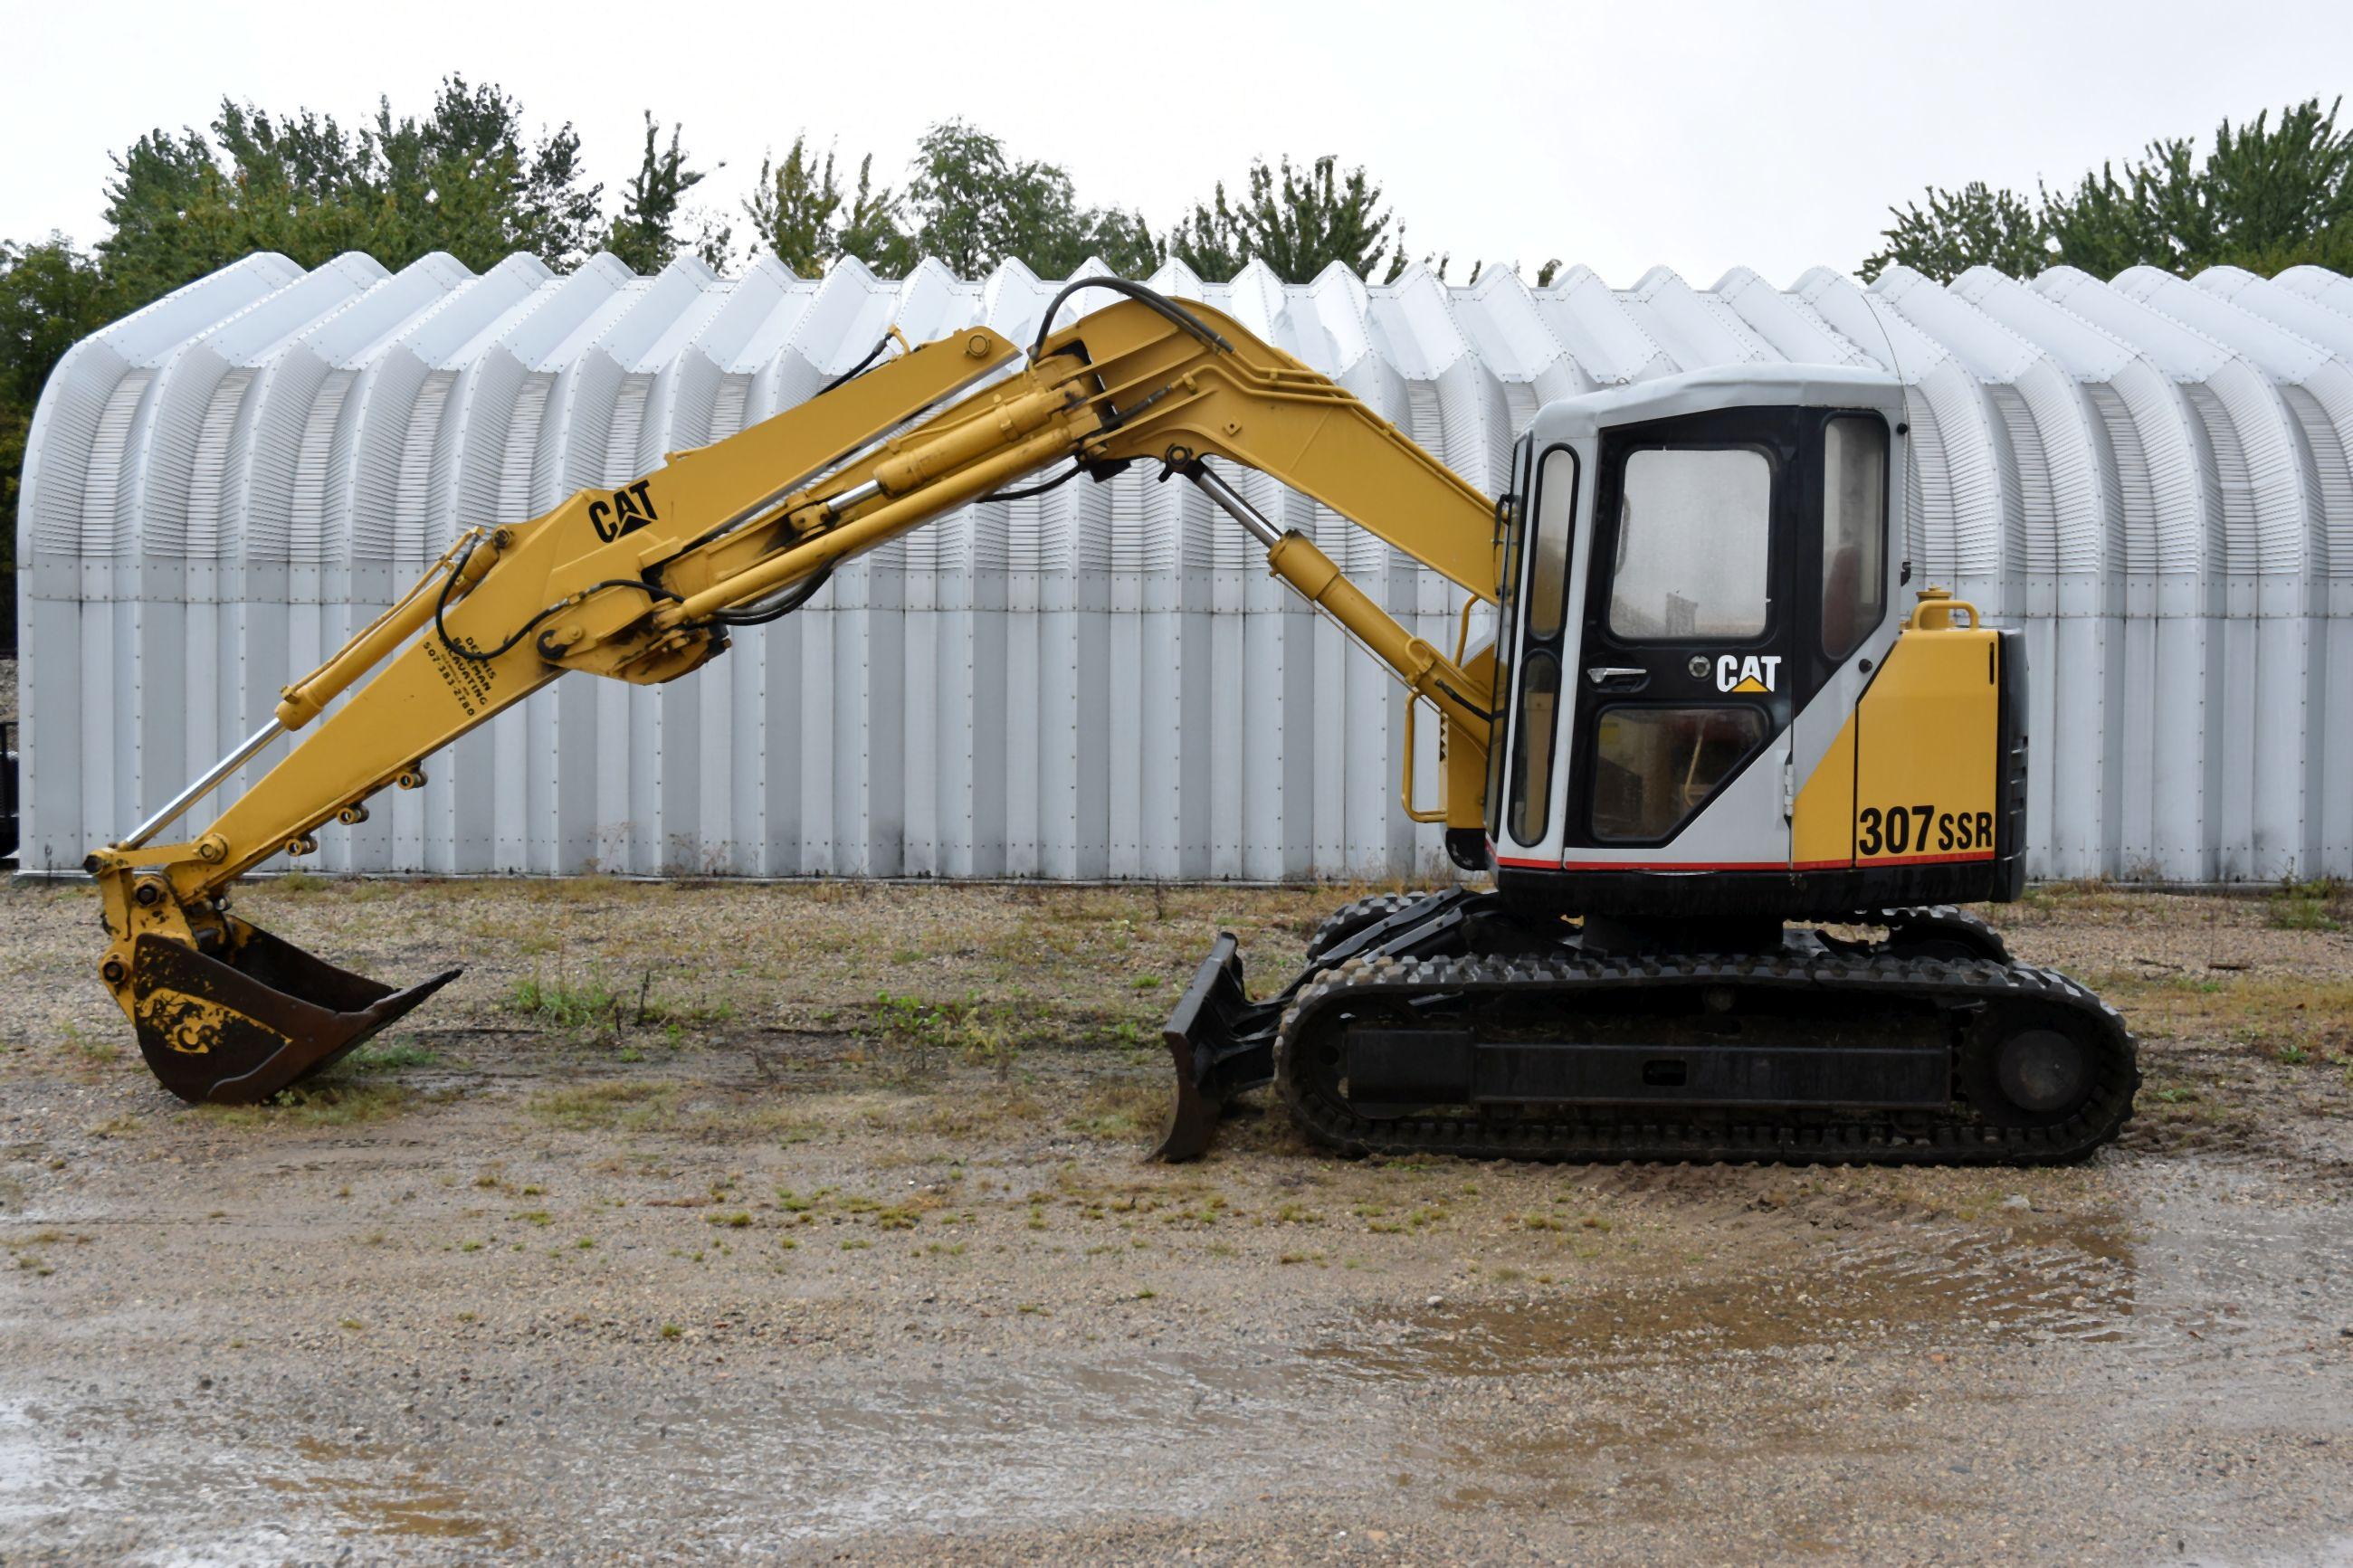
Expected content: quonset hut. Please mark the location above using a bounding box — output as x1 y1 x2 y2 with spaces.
14 252 2353 882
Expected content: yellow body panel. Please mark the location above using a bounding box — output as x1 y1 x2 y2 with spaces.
1791 710 1859 869
1794 601 2001 871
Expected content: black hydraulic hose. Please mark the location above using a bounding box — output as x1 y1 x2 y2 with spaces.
819 334 897 394
702 560 837 628
1028 278 1233 359
434 533 681 664
979 463 1086 504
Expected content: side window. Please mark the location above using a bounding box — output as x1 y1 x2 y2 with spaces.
1506 447 1578 847
1509 655 1561 846
1607 447 1771 641
1821 416 1888 660
1526 448 1578 639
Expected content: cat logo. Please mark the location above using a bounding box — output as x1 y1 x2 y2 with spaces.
588 480 661 544
1715 653 1781 694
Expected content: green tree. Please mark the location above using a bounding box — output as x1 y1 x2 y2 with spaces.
96 77 605 307
1865 97 2353 281
605 111 729 273
900 119 1158 277
1861 182 2049 283
2043 98 2353 275
742 135 910 274
1 236 117 642
1167 154 1404 283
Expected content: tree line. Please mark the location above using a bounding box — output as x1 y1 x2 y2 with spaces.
4 83 2349 645
1863 96 2352 282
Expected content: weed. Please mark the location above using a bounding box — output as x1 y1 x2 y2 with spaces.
2267 879 2345 932
347 1041 440 1074
660 1324 683 1341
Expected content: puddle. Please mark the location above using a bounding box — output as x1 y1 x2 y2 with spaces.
1318 1228 2140 1383
263 1435 513 1547
532 1352 1391 1542
4 1172 2348 1557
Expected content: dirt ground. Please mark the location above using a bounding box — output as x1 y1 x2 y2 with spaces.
2 875 2349 1566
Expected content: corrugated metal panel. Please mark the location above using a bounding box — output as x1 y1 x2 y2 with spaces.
16 250 2353 882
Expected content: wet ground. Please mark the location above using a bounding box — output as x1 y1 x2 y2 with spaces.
1 877 2348 1563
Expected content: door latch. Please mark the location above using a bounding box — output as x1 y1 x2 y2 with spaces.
1585 666 1649 691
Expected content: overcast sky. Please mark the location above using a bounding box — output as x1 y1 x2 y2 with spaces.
9 0 2351 287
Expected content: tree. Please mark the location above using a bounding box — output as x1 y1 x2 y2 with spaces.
900 120 1158 277
605 111 729 273
742 135 910 274
1 237 116 643
1861 182 2049 282
2043 98 2353 276
95 78 606 308
1167 154 1403 283
1864 97 2353 282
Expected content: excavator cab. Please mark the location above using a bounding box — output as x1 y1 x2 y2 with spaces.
1160 365 2114 1164
1482 366 2024 918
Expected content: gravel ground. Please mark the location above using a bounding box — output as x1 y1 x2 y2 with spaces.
1 877 2349 1564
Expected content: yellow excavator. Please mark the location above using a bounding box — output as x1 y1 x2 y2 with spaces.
83 280 2138 1164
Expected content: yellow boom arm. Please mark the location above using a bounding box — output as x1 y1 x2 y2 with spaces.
86 287 1501 1105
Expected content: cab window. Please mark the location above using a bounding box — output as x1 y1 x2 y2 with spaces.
1820 416 1888 660
1606 446 1771 641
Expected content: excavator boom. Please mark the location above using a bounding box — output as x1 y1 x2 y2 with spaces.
86 286 1501 1109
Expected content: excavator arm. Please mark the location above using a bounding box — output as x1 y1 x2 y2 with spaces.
86 284 1501 1112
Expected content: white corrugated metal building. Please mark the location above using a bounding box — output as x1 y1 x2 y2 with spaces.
14 250 2353 882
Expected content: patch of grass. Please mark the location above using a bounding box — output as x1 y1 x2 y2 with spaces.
346 1041 441 1073
506 973 624 1031
1070 1078 1166 1140
192 1082 414 1127
2267 879 2346 932
526 1082 677 1132
277 870 330 895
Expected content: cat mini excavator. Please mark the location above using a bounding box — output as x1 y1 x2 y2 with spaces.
85 280 2138 1164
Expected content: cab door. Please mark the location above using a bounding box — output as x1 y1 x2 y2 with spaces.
1558 407 1799 869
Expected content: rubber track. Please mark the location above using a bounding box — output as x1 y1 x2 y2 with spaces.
1273 947 2139 1166
1303 890 1442 966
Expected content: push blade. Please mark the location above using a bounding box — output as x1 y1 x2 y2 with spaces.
1152 934 1277 1162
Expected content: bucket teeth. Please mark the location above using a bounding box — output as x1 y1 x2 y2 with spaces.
129 924 459 1105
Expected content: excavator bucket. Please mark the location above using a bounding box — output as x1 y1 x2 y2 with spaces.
1153 934 1282 1161
127 921 460 1105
